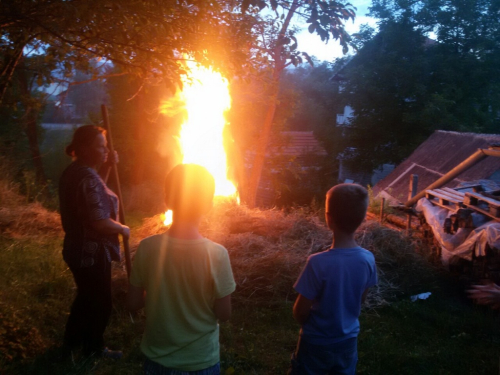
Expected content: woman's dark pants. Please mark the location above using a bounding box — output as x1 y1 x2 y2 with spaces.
64 251 112 356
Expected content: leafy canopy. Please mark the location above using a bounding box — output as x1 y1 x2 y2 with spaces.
0 0 255 96
335 0 500 172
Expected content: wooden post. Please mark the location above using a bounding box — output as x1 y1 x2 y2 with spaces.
101 104 132 278
379 198 385 223
407 174 418 234
405 149 491 207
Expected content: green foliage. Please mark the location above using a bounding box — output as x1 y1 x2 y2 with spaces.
0 237 71 367
229 63 343 208
236 0 356 206
280 62 347 160
244 0 355 56
367 185 393 216
1 0 261 209
268 153 336 208
336 3 500 172
228 75 277 154
280 63 338 131
0 57 53 203
239 0 356 77
41 68 110 124
105 73 173 192
0 102 29 164
1 0 256 95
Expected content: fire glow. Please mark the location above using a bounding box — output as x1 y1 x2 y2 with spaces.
161 62 238 225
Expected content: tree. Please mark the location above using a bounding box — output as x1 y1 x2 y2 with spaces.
0 0 256 194
279 61 346 165
268 63 341 206
280 62 334 130
335 0 500 172
369 0 500 134
64 69 109 121
338 21 432 171
240 0 356 207
106 73 171 189
227 60 345 206
1 0 253 99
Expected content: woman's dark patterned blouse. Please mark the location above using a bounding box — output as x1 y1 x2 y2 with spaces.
59 162 120 268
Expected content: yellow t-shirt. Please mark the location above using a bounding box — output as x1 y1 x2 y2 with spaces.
130 233 236 371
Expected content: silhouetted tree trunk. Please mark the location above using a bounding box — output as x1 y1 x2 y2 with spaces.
130 92 146 185
17 58 48 188
245 1 297 208
0 42 25 105
246 77 280 208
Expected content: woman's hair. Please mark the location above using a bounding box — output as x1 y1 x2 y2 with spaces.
65 125 106 158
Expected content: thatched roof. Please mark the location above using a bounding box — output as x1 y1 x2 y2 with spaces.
373 130 500 203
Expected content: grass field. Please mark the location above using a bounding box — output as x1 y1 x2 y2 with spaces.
1 197 500 374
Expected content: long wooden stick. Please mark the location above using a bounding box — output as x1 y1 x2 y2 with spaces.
101 104 132 278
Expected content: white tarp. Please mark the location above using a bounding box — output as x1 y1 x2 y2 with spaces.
416 198 500 265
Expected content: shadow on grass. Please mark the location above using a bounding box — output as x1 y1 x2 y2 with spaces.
7 346 101 375
4 339 146 375
358 271 500 375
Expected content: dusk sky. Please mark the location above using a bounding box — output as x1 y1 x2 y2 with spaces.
295 0 376 62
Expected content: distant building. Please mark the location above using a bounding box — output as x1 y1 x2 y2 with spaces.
336 105 354 129
373 130 500 204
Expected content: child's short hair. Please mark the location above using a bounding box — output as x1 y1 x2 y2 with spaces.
164 164 215 219
326 183 368 233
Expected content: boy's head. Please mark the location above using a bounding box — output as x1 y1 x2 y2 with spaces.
164 164 215 221
325 183 368 234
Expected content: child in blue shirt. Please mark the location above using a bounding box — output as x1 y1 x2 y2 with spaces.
289 183 377 375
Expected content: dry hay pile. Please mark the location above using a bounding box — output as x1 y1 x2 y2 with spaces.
356 222 432 308
0 161 62 239
137 201 332 306
135 200 425 309
0 203 62 239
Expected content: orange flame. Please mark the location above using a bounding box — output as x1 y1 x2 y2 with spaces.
160 62 238 225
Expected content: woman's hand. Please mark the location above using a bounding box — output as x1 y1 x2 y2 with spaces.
108 150 119 164
467 283 500 309
91 219 129 238
120 225 130 239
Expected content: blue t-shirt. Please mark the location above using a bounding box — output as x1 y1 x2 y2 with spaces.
294 247 377 345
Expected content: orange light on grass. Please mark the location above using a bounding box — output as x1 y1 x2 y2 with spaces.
161 61 238 225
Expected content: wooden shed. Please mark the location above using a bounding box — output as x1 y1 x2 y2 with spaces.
373 130 500 204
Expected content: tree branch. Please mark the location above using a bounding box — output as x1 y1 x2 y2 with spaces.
127 82 144 102
52 72 130 86
0 46 24 105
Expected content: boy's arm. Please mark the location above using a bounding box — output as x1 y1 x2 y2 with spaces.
293 293 313 326
214 294 232 322
127 284 145 312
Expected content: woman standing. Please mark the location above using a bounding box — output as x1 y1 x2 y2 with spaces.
59 125 129 358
